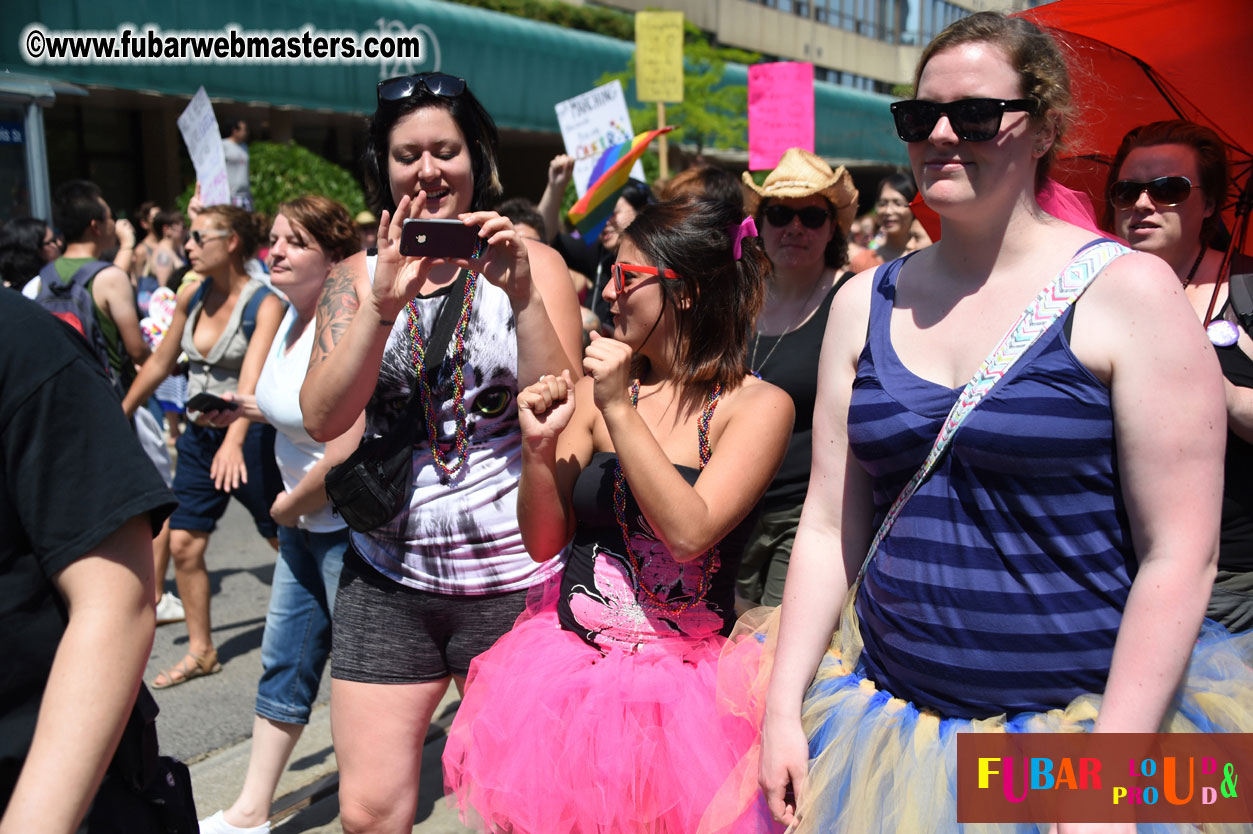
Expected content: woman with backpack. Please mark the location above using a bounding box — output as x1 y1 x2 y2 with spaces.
123 204 286 689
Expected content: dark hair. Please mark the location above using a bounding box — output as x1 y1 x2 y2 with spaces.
135 200 160 233
658 164 744 212
53 179 107 244
363 78 502 216
277 195 363 263
916 12 1071 187
877 172 918 205
495 197 546 241
756 197 850 270
153 210 184 240
0 217 51 288
622 196 769 393
197 205 268 263
1107 120 1230 245
619 180 653 213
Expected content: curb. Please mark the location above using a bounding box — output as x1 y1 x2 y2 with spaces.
188 687 463 830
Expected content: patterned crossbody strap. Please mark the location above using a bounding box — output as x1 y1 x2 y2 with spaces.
855 240 1131 582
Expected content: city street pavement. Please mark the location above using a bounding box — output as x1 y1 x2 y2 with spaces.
145 500 475 831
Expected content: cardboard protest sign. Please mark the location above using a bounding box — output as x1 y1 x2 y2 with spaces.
635 11 684 104
555 80 645 198
748 62 815 170
176 87 230 206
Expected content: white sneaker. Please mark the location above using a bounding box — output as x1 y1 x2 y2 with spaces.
155 592 185 625
199 810 271 834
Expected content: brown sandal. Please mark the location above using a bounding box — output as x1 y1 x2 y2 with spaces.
151 649 221 689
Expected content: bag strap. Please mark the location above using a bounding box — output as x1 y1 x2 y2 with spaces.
36 259 110 297
1226 254 1253 337
855 240 1131 582
188 275 211 312
68 259 112 290
402 269 470 420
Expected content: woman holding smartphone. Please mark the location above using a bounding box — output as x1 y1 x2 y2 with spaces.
123 204 285 690
298 73 582 834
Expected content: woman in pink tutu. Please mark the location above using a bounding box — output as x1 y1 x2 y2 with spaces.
443 195 793 834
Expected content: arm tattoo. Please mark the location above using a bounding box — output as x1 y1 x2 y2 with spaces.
311 262 360 365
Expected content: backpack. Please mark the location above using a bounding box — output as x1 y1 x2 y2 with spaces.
1226 254 1253 339
34 259 127 398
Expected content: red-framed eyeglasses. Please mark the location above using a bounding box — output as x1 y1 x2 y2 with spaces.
612 263 680 295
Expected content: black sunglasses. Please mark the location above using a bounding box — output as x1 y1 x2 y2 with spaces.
1109 176 1193 211
890 98 1037 143
763 205 831 229
377 72 467 106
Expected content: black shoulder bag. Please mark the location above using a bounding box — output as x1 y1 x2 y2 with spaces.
324 271 468 532
1225 254 1253 339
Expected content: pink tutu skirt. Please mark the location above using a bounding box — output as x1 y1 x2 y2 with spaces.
443 583 781 834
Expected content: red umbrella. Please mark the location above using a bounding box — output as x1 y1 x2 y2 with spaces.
911 0 1252 258
1019 0 1253 256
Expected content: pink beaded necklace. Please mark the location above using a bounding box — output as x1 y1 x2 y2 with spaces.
612 379 723 612
405 271 478 480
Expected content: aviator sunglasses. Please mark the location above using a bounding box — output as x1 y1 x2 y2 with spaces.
612 263 680 295
189 229 229 246
763 205 831 229
890 98 1037 143
377 72 467 106
1109 176 1194 211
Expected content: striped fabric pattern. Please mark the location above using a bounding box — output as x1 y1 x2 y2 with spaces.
848 253 1136 719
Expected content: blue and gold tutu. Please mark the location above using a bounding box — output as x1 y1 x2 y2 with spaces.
699 607 1253 834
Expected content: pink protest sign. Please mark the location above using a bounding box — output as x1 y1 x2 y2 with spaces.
748 62 815 171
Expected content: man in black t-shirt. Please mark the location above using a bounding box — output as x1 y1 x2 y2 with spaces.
0 291 175 833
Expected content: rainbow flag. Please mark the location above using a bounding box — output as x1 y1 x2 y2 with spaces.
568 126 672 236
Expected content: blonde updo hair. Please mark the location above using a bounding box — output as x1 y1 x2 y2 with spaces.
915 11 1073 187
197 205 269 262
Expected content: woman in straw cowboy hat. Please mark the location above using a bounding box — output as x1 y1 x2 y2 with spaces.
735 148 859 609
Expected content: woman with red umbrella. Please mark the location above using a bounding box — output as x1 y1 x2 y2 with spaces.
1109 120 1253 633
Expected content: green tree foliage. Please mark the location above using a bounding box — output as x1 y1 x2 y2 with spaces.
442 0 757 155
595 24 758 155
178 142 367 219
452 0 636 39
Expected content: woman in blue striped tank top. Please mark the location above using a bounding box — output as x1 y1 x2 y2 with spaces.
701 12 1253 834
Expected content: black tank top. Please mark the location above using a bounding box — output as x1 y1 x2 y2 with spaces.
750 281 842 510
1215 304 1253 573
556 452 758 650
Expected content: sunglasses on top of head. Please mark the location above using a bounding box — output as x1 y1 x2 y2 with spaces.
612 263 680 295
763 205 831 229
890 98 1038 143
377 72 467 106
1108 176 1194 211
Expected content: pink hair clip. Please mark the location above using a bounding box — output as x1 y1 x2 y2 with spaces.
731 215 757 260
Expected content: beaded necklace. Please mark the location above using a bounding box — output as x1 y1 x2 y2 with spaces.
405 270 479 480
1180 246 1205 288
749 275 826 378
612 379 723 612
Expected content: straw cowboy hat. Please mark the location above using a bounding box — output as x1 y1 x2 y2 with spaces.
354 210 378 227
742 148 859 235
